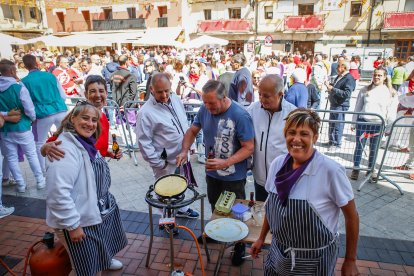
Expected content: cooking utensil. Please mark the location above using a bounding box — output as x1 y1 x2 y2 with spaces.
153 174 188 201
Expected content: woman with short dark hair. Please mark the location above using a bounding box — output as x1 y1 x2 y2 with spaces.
251 109 359 276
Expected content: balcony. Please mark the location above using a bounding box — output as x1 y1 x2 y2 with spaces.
92 18 146 31
197 19 252 33
284 15 324 31
384 12 414 30
158 17 168 27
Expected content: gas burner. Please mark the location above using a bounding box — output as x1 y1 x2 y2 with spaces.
156 193 185 205
145 185 199 210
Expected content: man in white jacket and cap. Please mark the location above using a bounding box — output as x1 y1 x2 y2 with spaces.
247 74 297 201
136 73 199 220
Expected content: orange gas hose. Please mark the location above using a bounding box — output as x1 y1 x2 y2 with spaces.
22 240 43 276
177 226 205 276
0 257 17 276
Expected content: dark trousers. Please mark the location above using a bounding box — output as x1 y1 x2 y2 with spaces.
353 119 382 169
206 175 246 212
328 105 348 147
254 181 268 202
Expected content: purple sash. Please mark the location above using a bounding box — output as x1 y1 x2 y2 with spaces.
275 151 316 206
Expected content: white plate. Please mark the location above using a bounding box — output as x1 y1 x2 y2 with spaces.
205 218 249 242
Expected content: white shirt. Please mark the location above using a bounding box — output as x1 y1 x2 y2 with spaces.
265 151 354 233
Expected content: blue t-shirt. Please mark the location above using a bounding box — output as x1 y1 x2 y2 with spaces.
193 101 254 181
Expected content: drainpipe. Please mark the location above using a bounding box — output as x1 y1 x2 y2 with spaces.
254 0 258 38
366 0 374 46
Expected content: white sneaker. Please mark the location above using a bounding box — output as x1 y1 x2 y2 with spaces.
37 178 46 190
0 206 15 219
108 258 123 270
2 178 17 187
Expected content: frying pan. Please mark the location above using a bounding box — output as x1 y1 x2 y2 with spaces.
153 173 188 201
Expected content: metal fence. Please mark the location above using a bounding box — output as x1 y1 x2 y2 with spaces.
375 115 414 195
123 100 146 166
314 110 386 192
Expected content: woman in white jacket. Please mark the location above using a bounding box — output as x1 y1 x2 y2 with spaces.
45 102 127 276
350 67 396 180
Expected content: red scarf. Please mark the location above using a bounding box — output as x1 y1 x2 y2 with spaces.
409 79 414 93
188 73 200 86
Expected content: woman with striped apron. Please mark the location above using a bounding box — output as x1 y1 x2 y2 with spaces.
46 103 127 276
251 109 359 276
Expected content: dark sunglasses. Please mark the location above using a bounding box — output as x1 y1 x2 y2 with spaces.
75 100 94 107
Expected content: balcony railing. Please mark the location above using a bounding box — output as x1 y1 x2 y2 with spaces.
384 12 414 29
284 15 324 31
197 19 252 33
158 17 168 27
92 18 146 31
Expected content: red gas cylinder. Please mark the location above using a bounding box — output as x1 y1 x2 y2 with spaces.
29 232 72 276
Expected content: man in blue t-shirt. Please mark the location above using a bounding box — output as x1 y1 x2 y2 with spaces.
177 80 254 211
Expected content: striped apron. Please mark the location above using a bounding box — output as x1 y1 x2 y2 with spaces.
264 190 339 276
62 156 128 276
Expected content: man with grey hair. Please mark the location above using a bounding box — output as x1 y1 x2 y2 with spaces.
136 73 199 220
325 60 356 151
310 54 327 109
228 53 254 107
405 56 414 75
177 80 254 211
247 75 296 201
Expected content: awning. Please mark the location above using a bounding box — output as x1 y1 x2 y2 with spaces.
135 27 183 47
184 35 228 49
22 35 64 46
0 33 27 45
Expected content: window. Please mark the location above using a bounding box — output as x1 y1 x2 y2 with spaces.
158 6 167 17
204 9 211 20
29 7 36 19
158 17 168 27
350 2 362 17
395 40 414 60
127 7 136 19
103 8 112 20
264 6 273 19
18 8 24 22
298 4 314 15
229 8 241 19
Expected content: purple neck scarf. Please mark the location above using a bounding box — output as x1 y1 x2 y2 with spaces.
275 151 316 206
75 134 97 161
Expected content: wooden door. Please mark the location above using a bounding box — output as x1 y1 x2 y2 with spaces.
293 41 315 55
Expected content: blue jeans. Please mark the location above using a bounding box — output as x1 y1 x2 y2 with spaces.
353 119 381 169
328 106 348 147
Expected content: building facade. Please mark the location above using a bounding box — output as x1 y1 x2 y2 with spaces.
186 0 414 58
0 0 48 39
45 0 183 34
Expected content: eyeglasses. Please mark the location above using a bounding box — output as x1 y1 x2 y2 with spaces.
253 76 260 79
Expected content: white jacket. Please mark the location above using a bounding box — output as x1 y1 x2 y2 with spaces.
247 100 297 186
45 132 101 230
352 84 397 124
136 94 189 174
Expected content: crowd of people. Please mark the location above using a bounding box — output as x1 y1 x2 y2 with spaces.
1 44 414 275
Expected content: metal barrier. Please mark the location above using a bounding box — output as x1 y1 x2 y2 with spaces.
102 99 130 156
123 100 146 166
315 110 386 192
376 115 414 195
